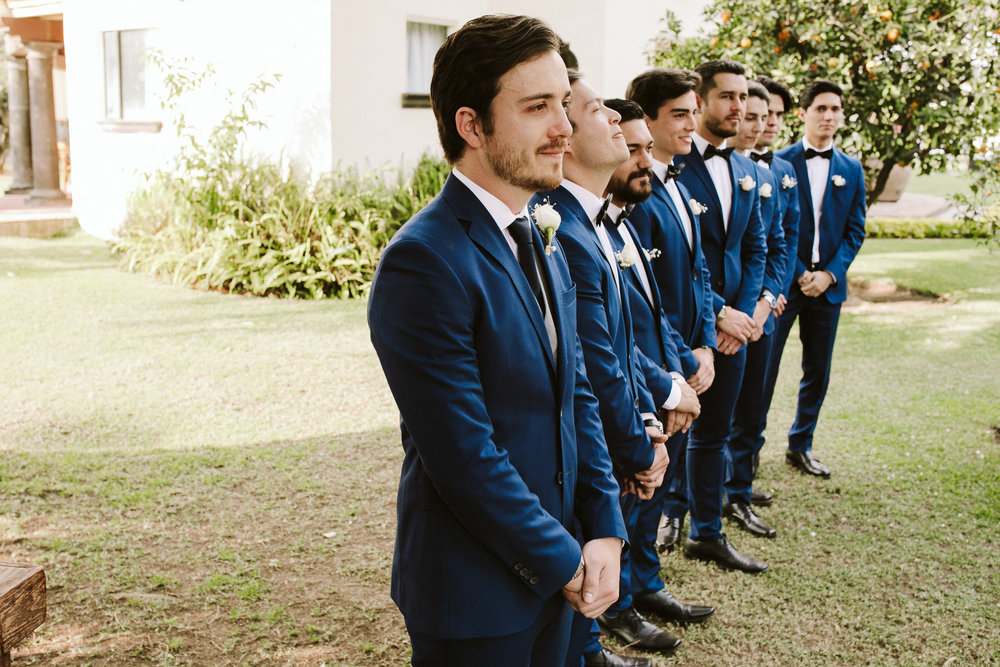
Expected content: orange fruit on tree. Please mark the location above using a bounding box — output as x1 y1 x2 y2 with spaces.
721 10 732 22
778 29 790 40
828 57 840 68
740 37 752 48
775 46 783 53
887 28 899 41
711 37 720 46
814 34 822 42
865 59 877 72
880 9 892 20
929 10 940 20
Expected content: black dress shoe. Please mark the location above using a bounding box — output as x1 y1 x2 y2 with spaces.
655 515 683 553
750 489 773 506
598 607 681 653
786 450 831 478
683 535 768 573
723 499 777 538
583 647 652 667
633 589 714 623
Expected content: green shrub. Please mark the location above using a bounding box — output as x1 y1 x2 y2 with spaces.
865 217 990 240
112 61 450 299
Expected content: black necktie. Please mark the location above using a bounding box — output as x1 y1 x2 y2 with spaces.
703 144 734 161
751 151 773 165
804 148 833 160
509 217 545 315
664 164 683 181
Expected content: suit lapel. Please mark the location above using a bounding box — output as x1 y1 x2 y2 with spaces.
651 176 695 262
682 151 723 215
455 181 556 376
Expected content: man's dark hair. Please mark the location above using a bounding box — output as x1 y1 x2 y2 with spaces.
626 68 701 120
694 59 746 98
604 98 644 124
746 81 770 104
430 14 561 163
559 41 582 84
799 79 844 111
757 76 793 111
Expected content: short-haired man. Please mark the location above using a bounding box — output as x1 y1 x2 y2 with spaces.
535 65 680 665
722 81 791 539
674 59 768 573
624 68 716 556
603 95 716 628
733 75 801 501
368 15 627 665
768 80 866 478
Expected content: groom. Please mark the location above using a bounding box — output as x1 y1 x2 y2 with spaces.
367 15 627 666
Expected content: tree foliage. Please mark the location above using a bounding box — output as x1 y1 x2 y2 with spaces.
650 0 1000 211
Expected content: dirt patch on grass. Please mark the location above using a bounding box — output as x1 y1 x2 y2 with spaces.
843 279 951 314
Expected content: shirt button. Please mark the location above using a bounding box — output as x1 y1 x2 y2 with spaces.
556 472 564 485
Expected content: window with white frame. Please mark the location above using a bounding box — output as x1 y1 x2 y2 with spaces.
404 21 447 108
103 28 155 121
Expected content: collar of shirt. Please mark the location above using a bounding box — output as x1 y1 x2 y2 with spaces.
560 179 607 227
650 157 673 184
607 201 625 225
452 168 529 255
801 137 834 158
692 132 726 160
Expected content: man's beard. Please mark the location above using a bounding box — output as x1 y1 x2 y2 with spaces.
705 114 738 139
483 132 567 192
609 169 652 204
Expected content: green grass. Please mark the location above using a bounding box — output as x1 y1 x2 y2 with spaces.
2 232 999 665
905 170 975 199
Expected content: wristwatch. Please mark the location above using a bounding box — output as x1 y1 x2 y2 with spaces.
643 418 664 434
762 291 776 309
716 305 728 322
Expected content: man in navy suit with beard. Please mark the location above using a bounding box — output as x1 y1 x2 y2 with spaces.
674 60 768 573
368 15 627 666
767 79 866 479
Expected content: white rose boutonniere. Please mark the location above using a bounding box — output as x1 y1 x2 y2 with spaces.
739 175 756 191
531 200 561 256
759 183 773 198
642 247 661 262
832 174 846 187
615 246 640 270
781 174 797 189
689 199 708 216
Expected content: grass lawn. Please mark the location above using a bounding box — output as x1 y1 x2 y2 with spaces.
904 170 974 199
2 233 998 665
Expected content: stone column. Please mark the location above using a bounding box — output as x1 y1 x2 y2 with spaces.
5 55 33 193
25 41 65 202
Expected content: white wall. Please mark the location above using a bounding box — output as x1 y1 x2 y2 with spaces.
64 0 333 238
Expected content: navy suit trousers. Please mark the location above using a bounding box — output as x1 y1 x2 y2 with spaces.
726 330 775 503
764 286 842 453
686 348 746 540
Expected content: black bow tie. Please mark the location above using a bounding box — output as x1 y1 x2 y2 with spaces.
703 144 734 161
751 151 773 165
617 204 635 225
804 147 833 160
664 164 683 181
595 196 612 226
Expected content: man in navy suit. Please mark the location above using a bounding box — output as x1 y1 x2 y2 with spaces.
674 60 768 573
604 96 716 627
367 16 627 666
739 75 802 500
625 68 717 557
767 80 867 478
723 81 793 539
535 67 678 667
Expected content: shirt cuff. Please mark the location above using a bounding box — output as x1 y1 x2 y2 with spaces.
660 380 682 411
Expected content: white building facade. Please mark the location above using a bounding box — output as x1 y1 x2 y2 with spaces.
7 0 709 238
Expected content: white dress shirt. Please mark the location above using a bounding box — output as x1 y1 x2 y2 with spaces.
651 158 694 249
692 133 733 230
560 179 621 293
801 138 832 264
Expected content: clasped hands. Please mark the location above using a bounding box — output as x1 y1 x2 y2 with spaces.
562 536 622 619
716 307 755 356
798 270 834 297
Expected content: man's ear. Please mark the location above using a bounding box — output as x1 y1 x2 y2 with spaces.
455 107 484 150
695 94 703 113
797 108 806 118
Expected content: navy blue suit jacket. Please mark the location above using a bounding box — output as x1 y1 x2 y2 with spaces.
752 162 789 336
607 217 685 405
368 175 626 639
775 142 866 304
631 174 716 377
770 155 802 301
535 185 656 479
677 148 767 318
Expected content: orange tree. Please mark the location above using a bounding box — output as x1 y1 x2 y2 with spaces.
649 1 1000 211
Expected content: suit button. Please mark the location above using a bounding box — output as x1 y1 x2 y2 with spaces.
514 562 525 572
716 279 723 287
529 577 539 585
556 471 564 485
634 398 639 408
